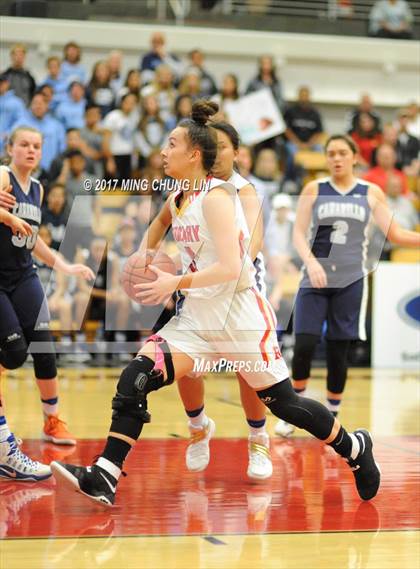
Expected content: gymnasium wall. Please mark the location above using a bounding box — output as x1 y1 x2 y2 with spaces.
1 16 419 132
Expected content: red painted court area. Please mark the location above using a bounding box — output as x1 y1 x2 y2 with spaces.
2 437 419 540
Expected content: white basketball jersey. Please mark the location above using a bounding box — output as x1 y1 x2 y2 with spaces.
170 176 256 299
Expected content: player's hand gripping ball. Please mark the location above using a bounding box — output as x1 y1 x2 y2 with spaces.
121 249 177 305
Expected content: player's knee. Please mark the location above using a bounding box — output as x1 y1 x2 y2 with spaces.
33 353 57 379
0 332 28 369
257 379 310 427
257 379 334 438
27 329 57 379
256 379 308 427
292 333 319 380
112 355 166 424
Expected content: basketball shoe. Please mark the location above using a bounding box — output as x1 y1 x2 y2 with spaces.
186 417 215 472
274 420 295 438
0 434 52 481
346 429 381 501
51 461 117 507
247 433 273 480
43 415 76 446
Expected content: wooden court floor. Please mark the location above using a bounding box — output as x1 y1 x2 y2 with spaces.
1 367 419 569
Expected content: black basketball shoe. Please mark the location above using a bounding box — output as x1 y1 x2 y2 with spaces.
51 461 118 507
346 430 381 501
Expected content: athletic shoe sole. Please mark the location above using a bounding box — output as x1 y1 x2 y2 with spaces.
0 469 52 482
51 462 113 507
42 434 77 446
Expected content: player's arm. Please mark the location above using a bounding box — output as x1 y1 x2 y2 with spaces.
293 181 327 288
138 197 173 253
368 184 420 247
178 186 241 287
238 183 263 261
0 208 32 236
0 167 16 210
33 236 95 280
135 186 241 303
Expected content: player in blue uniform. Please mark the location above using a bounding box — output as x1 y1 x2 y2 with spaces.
275 135 420 437
0 126 94 481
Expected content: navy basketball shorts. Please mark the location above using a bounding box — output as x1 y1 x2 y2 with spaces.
294 277 368 341
0 272 51 342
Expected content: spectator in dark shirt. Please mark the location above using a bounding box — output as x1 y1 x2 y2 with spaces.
185 49 217 97
283 86 324 177
246 55 284 110
347 93 382 134
396 108 420 173
86 61 115 118
140 32 184 84
41 183 69 251
48 128 97 183
2 43 36 105
80 104 106 178
117 69 142 105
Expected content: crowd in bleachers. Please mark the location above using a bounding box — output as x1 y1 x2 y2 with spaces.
1 33 419 362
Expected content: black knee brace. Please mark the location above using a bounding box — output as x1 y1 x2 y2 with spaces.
292 333 319 380
0 332 28 370
24 328 57 379
257 379 335 440
111 355 172 427
326 340 350 395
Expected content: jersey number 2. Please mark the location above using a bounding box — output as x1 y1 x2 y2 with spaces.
330 220 349 245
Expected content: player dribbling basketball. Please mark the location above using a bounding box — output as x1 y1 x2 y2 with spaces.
51 102 381 506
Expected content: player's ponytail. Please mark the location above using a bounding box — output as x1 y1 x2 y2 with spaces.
191 100 218 126
178 99 219 172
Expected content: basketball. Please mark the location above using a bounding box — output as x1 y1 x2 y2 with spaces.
121 249 177 303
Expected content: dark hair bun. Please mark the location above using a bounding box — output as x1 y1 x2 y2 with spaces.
191 99 219 126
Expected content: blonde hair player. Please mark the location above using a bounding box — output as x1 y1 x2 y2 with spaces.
275 134 420 438
0 127 94 481
176 120 272 480
51 102 380 507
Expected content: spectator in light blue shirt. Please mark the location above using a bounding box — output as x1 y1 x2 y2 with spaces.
60 41 87 85
0 73 25 154
42 56 69 108
369 0 413 39
56 81 86 130
11 92 66 171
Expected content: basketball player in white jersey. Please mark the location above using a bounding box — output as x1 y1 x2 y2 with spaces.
51 101 380 507
176 121 273 480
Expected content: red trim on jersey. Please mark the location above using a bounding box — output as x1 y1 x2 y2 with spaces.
250 288 271 364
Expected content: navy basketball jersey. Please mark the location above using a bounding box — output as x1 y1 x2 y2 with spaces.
0 168 42 283
304 178 370 287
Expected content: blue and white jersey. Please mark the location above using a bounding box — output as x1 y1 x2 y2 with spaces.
0 167 42 284
302 177 371 288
